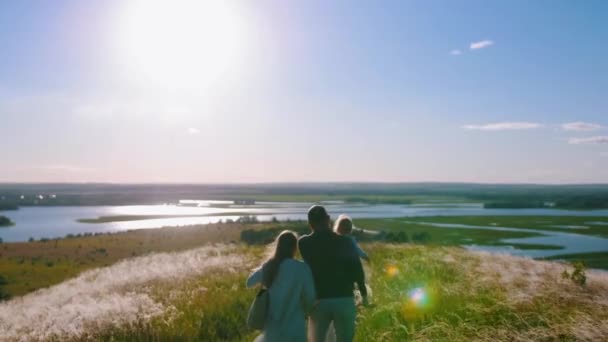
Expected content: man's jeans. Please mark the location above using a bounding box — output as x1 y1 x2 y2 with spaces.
309 297 356 342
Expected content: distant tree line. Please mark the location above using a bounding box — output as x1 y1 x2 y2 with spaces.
343 197 413 205
0 275 10 301
553 196 608 209
0 201 19 210
2 183 608 208
483 200 546 209
482 195 608 209
240 225 431 245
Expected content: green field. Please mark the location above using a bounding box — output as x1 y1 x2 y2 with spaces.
79 244 608 341
0 223 246 297
3 215 608 300
395 216 608 237
355 216 608 268
2 234 607 340
2 217 608 340
546 252 608 270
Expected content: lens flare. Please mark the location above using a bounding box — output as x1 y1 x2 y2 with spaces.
385 264 399 278
401 286 437 321
409 288 426 304
409 287 426 305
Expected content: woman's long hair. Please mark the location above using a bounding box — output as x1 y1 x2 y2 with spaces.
262 230 298 287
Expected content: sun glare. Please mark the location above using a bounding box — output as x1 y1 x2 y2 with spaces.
117 0 243 90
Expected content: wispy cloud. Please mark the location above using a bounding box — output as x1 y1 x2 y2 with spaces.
470 40 494 50
187 127 200 135
561 122 602 131
450 49 462 56
462 122 542 131
568 136 608 145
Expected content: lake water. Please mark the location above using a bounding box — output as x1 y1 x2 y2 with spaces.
2 201 608 259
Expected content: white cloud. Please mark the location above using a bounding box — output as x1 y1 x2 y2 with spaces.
470 40 494 50
187 127 200 135
450 49 462 55
462 122 542 131
561 122 602 131
568 136 608 145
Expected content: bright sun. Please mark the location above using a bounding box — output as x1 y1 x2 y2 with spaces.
117 0 243 90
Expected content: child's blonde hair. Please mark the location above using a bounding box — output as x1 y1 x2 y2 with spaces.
334 214 353 235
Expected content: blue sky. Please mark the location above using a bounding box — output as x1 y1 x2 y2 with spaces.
1 0 607 183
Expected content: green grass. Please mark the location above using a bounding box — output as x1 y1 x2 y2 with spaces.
63 244 608 341
2 215 606 301
352 244 608 341
400 215 608 237
356 218 544 246
86 260 260 342
0 222 255 297
0 221 313 298
3 221 608 340
545 252 608 270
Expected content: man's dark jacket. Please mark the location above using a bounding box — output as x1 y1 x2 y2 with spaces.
299 230 367 299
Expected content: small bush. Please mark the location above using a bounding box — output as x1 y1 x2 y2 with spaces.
240 224 309 245
412 232 431 243
236 215 259 224
562 261 586 286
384 231 409 243
0 215 13 226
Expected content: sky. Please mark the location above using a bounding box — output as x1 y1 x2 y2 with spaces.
0 0 607 183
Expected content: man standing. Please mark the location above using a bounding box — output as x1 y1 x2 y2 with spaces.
299 205 368 342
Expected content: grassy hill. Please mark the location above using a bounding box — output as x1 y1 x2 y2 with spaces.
1 223 607 341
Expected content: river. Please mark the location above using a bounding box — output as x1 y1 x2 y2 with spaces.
2 201 608 258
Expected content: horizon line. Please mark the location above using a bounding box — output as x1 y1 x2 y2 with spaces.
1 181 608 186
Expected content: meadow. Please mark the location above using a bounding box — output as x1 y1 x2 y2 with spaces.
2 215 608 299
1 218 608 340
1 238 607 341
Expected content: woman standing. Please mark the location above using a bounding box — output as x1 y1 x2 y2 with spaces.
247 230 316 342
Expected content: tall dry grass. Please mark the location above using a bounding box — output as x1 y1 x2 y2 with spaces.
0 244 244 341
356 244 608 341
2 242 607 341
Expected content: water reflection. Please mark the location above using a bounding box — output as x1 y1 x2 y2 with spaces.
0 200 608 256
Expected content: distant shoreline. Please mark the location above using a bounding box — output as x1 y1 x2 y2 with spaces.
77 213 273 223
